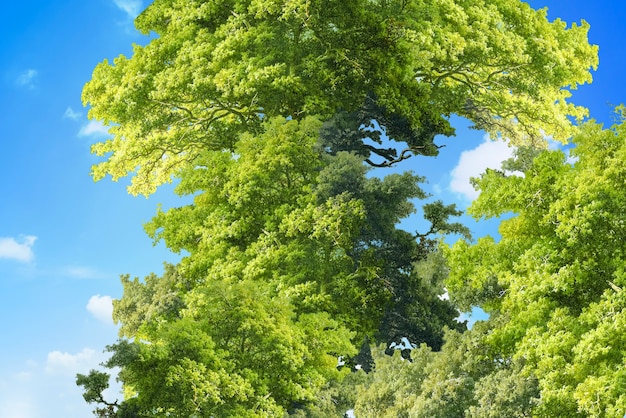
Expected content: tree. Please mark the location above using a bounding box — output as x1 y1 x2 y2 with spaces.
83 0 597 196
78 0 599 415
83 116 467 415
352 323 539 418
445 110 626 417
76 370 120 418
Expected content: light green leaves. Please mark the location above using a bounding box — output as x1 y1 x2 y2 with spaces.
79 0 602 415
445 112 626 417
84 0 597 196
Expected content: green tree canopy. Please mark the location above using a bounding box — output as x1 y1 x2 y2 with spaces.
78 0 600 415
352 325 539 418
80 116 467 415
84 0 597 196
445 110 626 417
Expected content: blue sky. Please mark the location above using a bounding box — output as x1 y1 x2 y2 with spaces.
0 1 623 416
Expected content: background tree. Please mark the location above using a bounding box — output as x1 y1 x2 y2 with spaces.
445 110 626 417
351 323 539 418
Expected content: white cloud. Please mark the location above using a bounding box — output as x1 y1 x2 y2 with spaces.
45 348 98 376
15 69 38 89
450 136 515 201
0 235 36 263
87 295 114 325
547 139 561 150
113 0 142 18
64 107 82 120
78 120 109 137
566 153 579 165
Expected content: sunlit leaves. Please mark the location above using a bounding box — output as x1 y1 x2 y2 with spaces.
84 0 597 196
352 325 539 417
79 0 602 415
445 113 626 417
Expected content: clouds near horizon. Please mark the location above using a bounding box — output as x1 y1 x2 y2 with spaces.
0 348 118 418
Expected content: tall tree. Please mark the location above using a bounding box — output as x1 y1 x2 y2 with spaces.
445 110 626 417
80 116 467 415
78 0 598 415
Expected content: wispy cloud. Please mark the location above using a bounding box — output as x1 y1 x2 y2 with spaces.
78 120 109 137
450 136 515 201
566 153 579 165
45 348 97 376
113 0 142 18
63 265 109 280
87 295 114 325
63 107 82 120
0 396 37 418
0 348 119 417
15 69 38 89
0 235 37 263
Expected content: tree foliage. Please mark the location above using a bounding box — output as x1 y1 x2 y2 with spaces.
82 116 467 415
83 0 596 196
444 111 626 417
345 111 626 418
77 0 599 415
352 325 539 418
